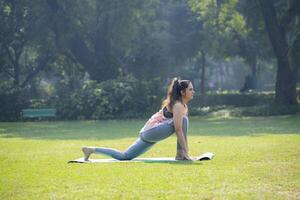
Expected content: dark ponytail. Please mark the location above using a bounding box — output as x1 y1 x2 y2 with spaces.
161 77 190 110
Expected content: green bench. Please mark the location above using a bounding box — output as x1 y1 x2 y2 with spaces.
21 108 56 120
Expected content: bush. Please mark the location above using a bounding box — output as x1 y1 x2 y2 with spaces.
2 79 298 121
190 92 274 107
53 75 165 120
0 89 29 121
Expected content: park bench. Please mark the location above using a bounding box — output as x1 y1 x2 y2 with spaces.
21 108 56 120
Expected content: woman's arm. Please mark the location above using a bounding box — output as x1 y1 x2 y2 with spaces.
173 103 191 160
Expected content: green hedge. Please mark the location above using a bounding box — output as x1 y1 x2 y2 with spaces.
190 92 274 107
1 80 299 121
189 90 300 116
0 89 29 121
53 75 165 120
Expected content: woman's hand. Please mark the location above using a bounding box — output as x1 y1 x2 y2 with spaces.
182 150 192 161
176 149 192 161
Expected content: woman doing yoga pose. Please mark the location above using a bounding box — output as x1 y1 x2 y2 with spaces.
82 77 195 161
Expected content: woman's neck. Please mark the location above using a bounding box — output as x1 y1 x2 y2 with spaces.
181 97 189 105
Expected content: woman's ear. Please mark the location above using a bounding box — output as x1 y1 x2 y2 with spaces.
181 89 186 96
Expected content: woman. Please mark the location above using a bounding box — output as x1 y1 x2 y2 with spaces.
82 77 195 161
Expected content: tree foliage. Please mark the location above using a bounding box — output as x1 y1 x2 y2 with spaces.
0 0 299 121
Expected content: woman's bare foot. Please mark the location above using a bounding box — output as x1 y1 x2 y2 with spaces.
82 147 96 161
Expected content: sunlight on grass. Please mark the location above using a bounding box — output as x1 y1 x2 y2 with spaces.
0 116 300 199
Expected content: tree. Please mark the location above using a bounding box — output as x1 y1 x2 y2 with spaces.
257 0 300 104
46 0 136 82
188 0 248 92
0 0 54 91
45 0 175 82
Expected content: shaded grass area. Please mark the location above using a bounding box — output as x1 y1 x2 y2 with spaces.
0 116 300 199
0 115 299 140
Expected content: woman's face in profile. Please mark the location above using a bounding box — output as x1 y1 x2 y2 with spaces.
183 82 195 100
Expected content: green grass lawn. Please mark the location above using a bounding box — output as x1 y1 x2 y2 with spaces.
1 115 300 199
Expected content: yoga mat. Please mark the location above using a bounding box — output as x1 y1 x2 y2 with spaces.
68 152 214 163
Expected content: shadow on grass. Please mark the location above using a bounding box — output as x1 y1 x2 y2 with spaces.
0 115 299 140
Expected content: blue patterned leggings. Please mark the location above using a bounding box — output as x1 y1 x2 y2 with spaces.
95 116 189 160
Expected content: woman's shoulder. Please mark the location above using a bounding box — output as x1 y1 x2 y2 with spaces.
173 101 185 110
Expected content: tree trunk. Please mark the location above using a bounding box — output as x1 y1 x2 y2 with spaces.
8 47 21 88
219 63 224 90
258 0 297 104
251 55 257 77
200 50 206 95
21 53 52 88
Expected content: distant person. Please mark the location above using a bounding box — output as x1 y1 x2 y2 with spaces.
82 77 195 161
240 74 257 92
